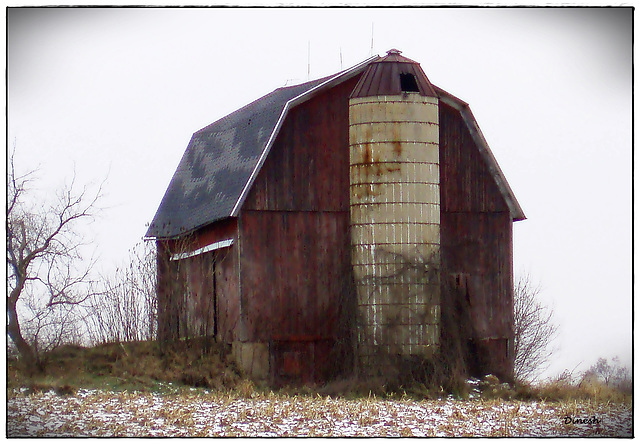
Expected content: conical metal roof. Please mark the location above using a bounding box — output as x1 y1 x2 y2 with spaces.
351 49 438 98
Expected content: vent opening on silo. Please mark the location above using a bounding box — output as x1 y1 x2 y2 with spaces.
400 73 420 92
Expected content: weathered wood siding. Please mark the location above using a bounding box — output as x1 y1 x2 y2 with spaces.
439 102 514 380
239 77 360 383
242 78 358 212
239 211 352 339
157 243 216 342
156 218 240 344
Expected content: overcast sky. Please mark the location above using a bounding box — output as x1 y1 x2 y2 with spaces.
7 7 633 380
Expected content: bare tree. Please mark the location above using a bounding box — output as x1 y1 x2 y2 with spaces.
7 150 102 370
583 356 631 392
513 275 558 382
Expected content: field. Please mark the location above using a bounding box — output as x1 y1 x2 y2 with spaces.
5 341 633 438
6 387 632 437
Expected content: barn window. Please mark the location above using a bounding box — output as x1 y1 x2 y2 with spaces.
400 73 420 92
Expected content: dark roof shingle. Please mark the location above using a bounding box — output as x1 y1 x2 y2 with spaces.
146 77 331 239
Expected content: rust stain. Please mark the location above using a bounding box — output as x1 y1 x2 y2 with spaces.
392 125 403 157
393 140 403 157
385 164 401 174
362 142 372 164
350 96 444 366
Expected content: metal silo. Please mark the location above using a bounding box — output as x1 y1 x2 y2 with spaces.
349 49 441 371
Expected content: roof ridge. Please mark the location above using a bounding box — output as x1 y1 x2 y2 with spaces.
196 76 335 136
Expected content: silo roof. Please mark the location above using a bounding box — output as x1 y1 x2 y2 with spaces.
351 49 438 98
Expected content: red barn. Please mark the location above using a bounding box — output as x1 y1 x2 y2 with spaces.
146 49 525 386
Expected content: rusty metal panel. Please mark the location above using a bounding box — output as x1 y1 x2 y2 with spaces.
367 63 385 97
351 50 437 98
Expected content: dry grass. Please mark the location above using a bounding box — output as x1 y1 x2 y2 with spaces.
6 386 632 437
513 375 632 405
7 338 242 395
6 340 632 437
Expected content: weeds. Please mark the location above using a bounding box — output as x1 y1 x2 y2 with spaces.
7 338 242 396
8 338 632 410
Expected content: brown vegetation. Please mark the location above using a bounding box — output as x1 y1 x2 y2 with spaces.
7 338 632 437
513 275 558 381
7 339 241 395
7 339 632 407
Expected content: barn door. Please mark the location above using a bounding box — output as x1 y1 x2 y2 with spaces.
178 252 216 339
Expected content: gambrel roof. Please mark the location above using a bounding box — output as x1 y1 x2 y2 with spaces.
146 57 377 239
146 54 524 239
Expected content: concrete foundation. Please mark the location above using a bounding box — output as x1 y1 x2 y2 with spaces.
231 342 269 381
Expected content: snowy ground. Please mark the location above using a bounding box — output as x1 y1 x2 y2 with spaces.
6 388 632 437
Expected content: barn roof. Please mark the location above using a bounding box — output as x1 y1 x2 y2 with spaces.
146 52 524 239
146 56 378 239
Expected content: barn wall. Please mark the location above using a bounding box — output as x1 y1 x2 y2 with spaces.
156 241 176 344
239 210 354 382
238 77 359 385
156 218 240 345
439 102 514 380
157 244 216 342
242 76 359 212
214 239 240 345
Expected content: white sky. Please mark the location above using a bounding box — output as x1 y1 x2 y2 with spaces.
6 6 633 380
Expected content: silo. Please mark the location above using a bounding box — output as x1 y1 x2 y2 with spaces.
349 49 441 371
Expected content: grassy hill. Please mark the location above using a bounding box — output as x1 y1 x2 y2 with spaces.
7 339 632 405
7 339 242 395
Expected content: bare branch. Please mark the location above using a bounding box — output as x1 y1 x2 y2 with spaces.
6 145 104 369
513 275 558 382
